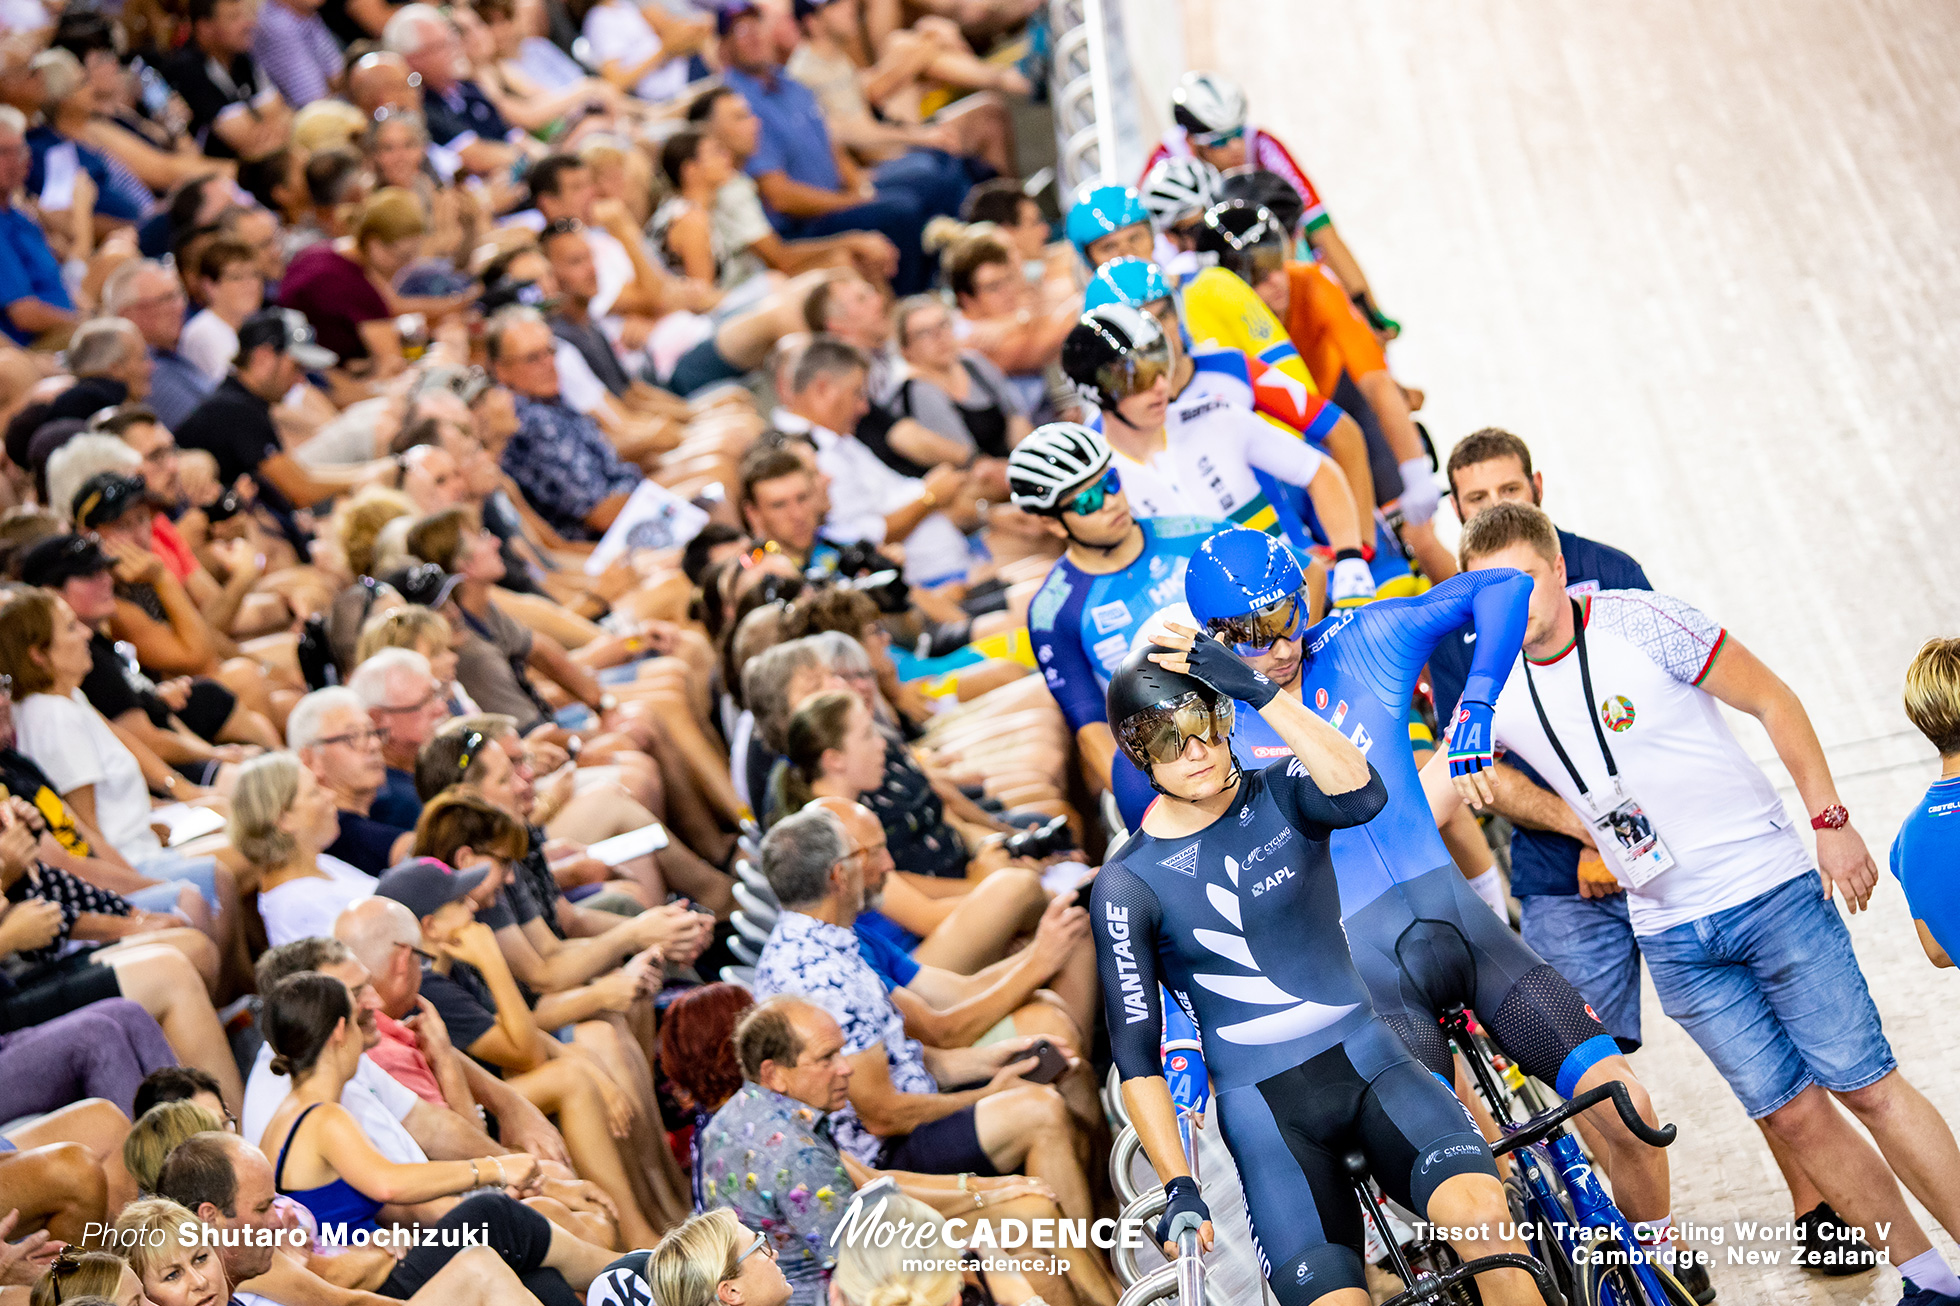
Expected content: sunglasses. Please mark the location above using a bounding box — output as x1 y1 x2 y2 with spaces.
1205 589 1307 655
735 1231 774 1267
1115 691 1235 768
1190 125 1245 148
1061 467 1122 517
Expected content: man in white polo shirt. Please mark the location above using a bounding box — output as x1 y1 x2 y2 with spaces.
1434 501 1960 1306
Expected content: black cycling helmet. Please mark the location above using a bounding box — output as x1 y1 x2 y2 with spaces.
1216 167 1305 241
1194 199 1288 289
1106 643 1240 796
1061 303 1173 413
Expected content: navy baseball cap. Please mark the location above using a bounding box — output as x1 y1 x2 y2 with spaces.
18 533 111 588
374 857 490 920
72 471 155 530
716 1 759 35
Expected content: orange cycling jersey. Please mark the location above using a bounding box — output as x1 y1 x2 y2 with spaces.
1284 260 1387 397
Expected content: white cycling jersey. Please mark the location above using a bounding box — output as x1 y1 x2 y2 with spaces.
1101 387 1326 534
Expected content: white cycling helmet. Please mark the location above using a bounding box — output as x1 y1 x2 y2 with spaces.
1171 71 1248 144
1140 155 1222 229
1007 422 1114 514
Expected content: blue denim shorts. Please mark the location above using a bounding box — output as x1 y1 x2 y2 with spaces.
1641 873 1894 1118
131 852 220 912
1520 891 1644 1050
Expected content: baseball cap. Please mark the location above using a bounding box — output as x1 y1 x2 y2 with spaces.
383 561 462 610
18 533 111 588
716 1 759 35
238 308 339 370
374 856 490 920
479 277 555 316
26 418 88 477
790 0 838 20
72 472 155 530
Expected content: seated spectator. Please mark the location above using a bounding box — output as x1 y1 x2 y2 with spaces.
160 0 293 164
467 0 647 137
776 338 972 589
98 261 215 434
26 50 154 227
827 1189 1044 1306
252 972 616 1302
0 107 79 347
335 892 664 1241
251 0 343 108
26 1249 139 1306
642 1207 793 1306
685 87 900 286
229 752 376 945
364 111 483 273
286 687 413 875
884 294 1027 491
131 1065 231 1123
41 319 151 423
383 5 536 179
277 188 426 385
178 239 263 384
751 808 1093 1218
943 226 1077 384
123 1098 223 1193
348 645 448 829
705 997 1107 1305
51 13 226 199
578 0 707 106
157 1127 563 1306
656 980 753 1192
720 4 966 295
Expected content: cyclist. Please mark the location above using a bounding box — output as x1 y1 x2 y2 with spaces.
1146 69 1395 335
1180 526 1688 1288
1064 181 1156 269
1138 154 1222 279
1082 256 1394 591
1196 200 1455 583
1010 421 1227 798
1060 303 1368 576
1090 630 1540 1305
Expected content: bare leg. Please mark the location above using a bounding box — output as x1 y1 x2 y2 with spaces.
97 945 244 1115
570 1019 690 1224
1758 1119 1826 1214
974 1085 1093 1222
5 1100 137 1214
910 867 1044 973
1427 1172 1537 1305
403 1243 546 1306
507 1059 664 1248
0 1144 105 1241
1760 1082 1935 1265
1571 1057 1669 1225
1833 1071 1960 1242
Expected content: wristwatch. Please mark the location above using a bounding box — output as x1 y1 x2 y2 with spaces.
1810 804 1849 831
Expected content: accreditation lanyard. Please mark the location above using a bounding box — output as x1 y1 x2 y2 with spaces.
1522 598 1622 814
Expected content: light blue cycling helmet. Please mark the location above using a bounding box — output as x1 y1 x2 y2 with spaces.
1186 527 1304 625
1065 183 1150 260
1082 256 1174 312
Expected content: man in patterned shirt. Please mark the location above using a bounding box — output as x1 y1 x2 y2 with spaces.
251 0 344 107
486 308 641 539
1446 502 1960 1305
750 807 1096 1221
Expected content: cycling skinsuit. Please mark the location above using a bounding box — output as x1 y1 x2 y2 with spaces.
1176 265 1317 402
1092 759 1495 1300
1143 126 1331 234
1027 516 1224 736
1283 260 1389 398
1094 387 1327 538
1230 571 1621 1096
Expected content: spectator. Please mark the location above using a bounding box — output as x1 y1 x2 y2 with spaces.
486 307 641 538
123 1098 223 1193
288 687 413 875
161 0 293 163
26 49 153 226
579 0 706 106
684 87 899 285
0 1000 174 1122
251 0 344 109
100 261 214 432
277 187 423 381
44 319 150 421
0 107 77 347
229 752 376 945
349 646 448 828
751 808 1094 1219
644 1207 793 1306
1896 635 1960 969
1451 501 1960 1299
720 4 956 294
775 338 969 588
178 239 263 383
27 1250 137 1306
885 294 1027 483
382 5 526 179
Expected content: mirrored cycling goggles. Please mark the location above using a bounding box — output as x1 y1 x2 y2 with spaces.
1062 467 1122 517
1093 333 1173 402
1116 691 1236 768
1204 589 1307 655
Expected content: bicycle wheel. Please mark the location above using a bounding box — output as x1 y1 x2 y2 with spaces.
1576 1252 1701 1306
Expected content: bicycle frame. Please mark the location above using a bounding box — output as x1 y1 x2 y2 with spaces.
1443 1009 1677 1306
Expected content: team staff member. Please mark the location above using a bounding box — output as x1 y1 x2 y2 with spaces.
1090 628 1539 1305
1896 636 1960 969
1011 422 1226 798
1447 502 1960 1306
1433 427 1654 1048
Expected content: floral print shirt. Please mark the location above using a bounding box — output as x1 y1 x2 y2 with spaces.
699 1082 857 1305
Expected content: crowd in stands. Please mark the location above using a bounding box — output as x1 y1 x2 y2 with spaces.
0 0 1952 1303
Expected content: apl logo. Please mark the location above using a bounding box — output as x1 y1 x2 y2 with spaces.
1601 695 1636 732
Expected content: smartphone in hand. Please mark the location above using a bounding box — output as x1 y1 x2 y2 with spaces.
1021 1038 1069 1085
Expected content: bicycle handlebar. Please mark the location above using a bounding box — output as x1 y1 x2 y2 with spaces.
1491 1079 1676 1157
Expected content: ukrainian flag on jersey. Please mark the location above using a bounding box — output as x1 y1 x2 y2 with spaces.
1175 264 1319 403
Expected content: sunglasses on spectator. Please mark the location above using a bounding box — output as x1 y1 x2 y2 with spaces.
735 1231 774 1267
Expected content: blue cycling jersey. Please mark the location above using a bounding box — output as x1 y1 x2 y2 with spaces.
1092 758 1389 1091
1027 515 1224 734
1428 530 1650 897
1892 776 1960 966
